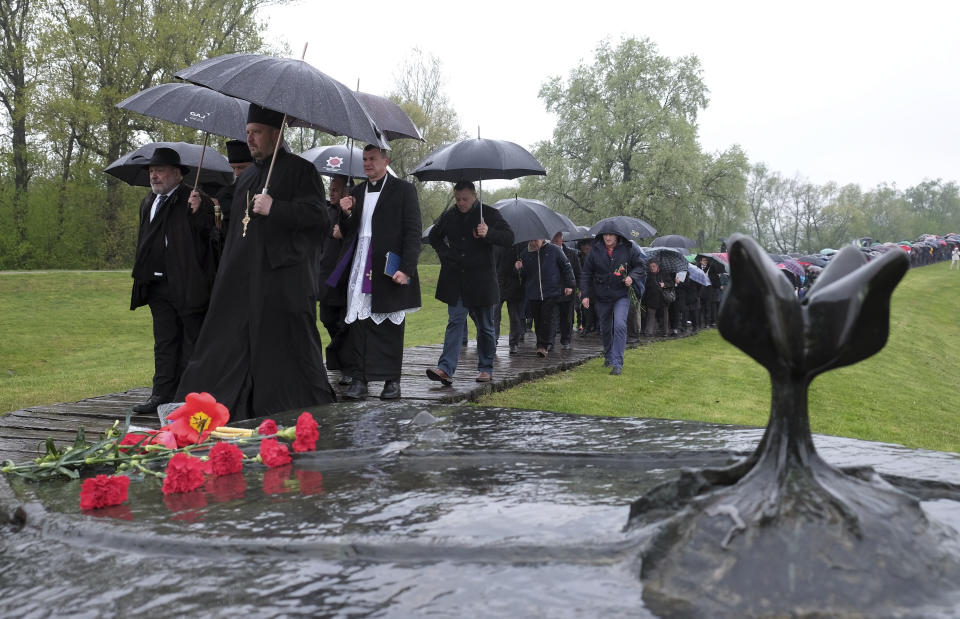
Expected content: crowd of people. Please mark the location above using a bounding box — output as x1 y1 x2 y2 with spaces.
127 107 958 419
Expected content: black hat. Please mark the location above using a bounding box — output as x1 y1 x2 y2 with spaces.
225 140 252 163
140 147 189 175
246 103 285 129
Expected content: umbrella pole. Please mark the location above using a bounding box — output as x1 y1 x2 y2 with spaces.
262 43 309 195
192 131 209 193
346 77 360 189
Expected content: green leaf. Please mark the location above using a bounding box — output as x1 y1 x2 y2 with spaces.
57 466 79 480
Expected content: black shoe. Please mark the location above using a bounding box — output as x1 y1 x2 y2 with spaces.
561 342 571 351
509 344 518 355
342 380 368 400
132 395 166 414
610 367 622 375
338 375 353 386
380 380 401 400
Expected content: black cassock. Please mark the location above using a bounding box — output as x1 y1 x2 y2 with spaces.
176 149 337 419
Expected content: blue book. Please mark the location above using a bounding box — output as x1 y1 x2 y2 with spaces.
384 251 402 277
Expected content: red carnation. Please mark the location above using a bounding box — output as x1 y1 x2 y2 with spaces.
208 441 244 476
80 474 130 511
257 419 278 435
292 412 320 453
161 452 206 495
259 438 291 468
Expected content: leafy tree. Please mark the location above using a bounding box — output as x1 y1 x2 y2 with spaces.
523 37 718 236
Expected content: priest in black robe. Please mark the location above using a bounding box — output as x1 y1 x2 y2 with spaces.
175 104 337 419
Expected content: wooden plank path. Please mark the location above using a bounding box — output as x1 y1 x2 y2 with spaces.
0 331 686 464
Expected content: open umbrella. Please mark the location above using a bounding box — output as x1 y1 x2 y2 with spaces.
490 197 578 242
640 246 688 273
116 82 249 141
693 253 729 273
776 259 805 279
299 145 366 178
684 263 711 286
355 91 423 142
411 137 546 219
588 216 656 242
651 234 696 249
104 141 234 188
175 53 383 146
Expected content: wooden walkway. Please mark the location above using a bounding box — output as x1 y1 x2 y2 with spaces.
0 330 687 464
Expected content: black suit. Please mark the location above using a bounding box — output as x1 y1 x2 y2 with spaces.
130 184 215 401
334 173 421 382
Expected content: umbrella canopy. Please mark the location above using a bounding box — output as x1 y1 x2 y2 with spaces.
693 253 729 272
490 197 578 242
651 234 696 249
819 248 837 255
104 141 234 188
116 82 250 141
175 53 383 146
355 91 423 142
410 138 546 181
776 259 805 278
422 223 434 244
588 216 657 242
300 145 366 178
684 263 711 286
640 246 688 273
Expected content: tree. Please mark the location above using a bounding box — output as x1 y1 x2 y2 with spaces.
524 37 715 234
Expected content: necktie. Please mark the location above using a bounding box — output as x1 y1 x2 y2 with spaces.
150 194 168 223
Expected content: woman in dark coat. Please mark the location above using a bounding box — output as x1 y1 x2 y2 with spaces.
580 234 646 374
642 261 674 337
517 239 575 357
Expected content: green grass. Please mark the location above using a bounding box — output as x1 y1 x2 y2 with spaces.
477 263 960 454
0 265 445 416
2 263 959 453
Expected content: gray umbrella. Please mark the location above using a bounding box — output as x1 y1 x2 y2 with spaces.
300 145 366 178
651 234 696 249
175 53 384 146
355 91 423 142
116 82 249 141
104 141 234 188
490 197 578 242
588 216 657 241
640 246 689 273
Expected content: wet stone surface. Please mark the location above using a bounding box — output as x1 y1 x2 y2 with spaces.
2 403 959 617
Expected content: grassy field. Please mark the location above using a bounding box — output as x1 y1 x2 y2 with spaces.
478 262 960 453
2 262 958 453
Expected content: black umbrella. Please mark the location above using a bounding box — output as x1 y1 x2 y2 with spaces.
588 216 656 241
490 197 578 242
651 234 696 249
300 145 366 178
695 253 729 273
411 137 546 219
104 141 234 188
640 246 689 273
116 82 249 141
175 53 383 146
355 91 423 142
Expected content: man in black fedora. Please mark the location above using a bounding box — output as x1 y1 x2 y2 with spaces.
176 103 337 419
131 147 217 414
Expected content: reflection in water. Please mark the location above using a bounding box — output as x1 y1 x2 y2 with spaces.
2 403 959 617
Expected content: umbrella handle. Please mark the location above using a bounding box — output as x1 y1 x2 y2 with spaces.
192 132 209 193
261 113 289 195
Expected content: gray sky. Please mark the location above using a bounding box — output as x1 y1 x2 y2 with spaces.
266 0 960 189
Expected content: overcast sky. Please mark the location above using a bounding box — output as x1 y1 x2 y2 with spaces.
266 0 960 190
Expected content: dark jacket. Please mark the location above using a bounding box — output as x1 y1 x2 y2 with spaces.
580 237 646 303
519 242 575 301
130 184 215 313
643 268 675 310
560 244 582 292
498 242 526 302
315 199 344 306
430 200 514 307
337 173 422 314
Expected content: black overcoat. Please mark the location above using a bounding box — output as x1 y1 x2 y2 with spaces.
337 174 422 314
130 185 215 313
430 200 514 307
176 149 336 420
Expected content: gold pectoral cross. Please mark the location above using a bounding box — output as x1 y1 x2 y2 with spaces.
242 190 251 238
